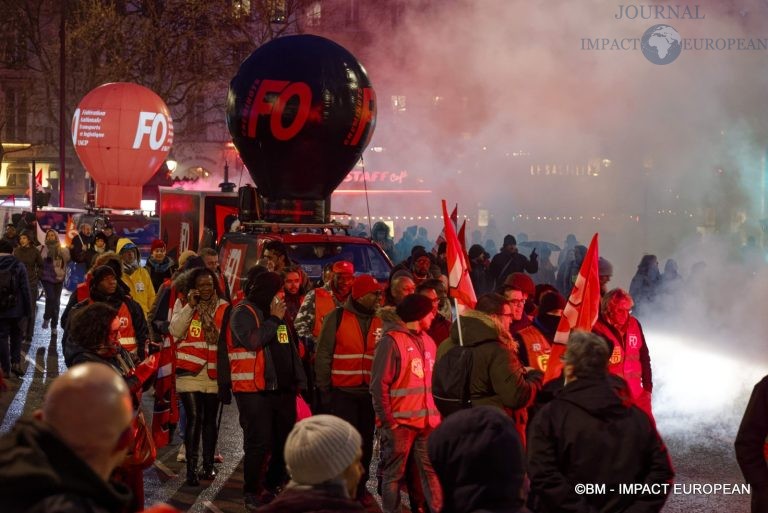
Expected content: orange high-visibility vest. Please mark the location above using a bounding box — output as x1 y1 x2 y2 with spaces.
387 330 440 429
175 301 227 379
226 304 267 392
312 288 337 338
516 325 552 373
594 317 645 401
331 310 383 388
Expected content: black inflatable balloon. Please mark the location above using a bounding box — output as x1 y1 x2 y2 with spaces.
226 35 376 200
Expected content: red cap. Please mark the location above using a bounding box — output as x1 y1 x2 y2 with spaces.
150 239 166 252
332 260 354 275
352 275 384 299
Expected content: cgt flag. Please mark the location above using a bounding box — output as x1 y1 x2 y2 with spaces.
441 200 476 311
432 203 457 255
544 233 601 382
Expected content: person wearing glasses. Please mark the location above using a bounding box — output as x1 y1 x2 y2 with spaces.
498 272 536 336
314 274 385 510
592 288 654 420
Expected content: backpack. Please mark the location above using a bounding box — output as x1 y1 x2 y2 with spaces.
0 269 17 312
432 340 494 417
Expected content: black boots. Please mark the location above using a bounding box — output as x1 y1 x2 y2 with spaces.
198 464 218 481
186 458 200 487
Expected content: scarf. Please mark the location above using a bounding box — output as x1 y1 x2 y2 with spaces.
196 293 220 349
123 260 139 275
147 257 174 273
45 240 61 260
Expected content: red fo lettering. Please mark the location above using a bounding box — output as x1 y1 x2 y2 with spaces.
246 79 312 141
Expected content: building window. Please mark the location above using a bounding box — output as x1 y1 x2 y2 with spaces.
3 87 28 141
2 29 27 67
391 95 406 112
186 97 207 137
306 1 322 27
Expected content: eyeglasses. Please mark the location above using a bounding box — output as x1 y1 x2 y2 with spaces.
508 299 526 306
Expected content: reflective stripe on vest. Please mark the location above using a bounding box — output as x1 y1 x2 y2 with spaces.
175 302 227 379
226 304 266 392
516 325 552 372
331 310 382 387
312 288 337 338
115 302 137 354
594 317 645 401
387 330 440 429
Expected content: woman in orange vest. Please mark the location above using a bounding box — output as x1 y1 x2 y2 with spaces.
169 267 229 487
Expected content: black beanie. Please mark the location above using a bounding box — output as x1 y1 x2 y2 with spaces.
396 294 434 323
92 265 117 285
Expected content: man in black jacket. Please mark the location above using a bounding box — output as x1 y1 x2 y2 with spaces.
487 234 538 291
527 331 674 513
0 239 31 378
0 362 134 513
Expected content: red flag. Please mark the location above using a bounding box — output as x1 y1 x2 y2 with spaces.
441 200 476 310
457 219 467 255
35 169 43 187
544 233 601 382
64 215 77 246
432 204 458 255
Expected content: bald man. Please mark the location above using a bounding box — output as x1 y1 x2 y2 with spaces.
0 362 134 513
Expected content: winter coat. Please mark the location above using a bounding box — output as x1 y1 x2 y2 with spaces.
0 417 132 513
116 237 155 319
735 375 768 512
41 243 70 284
70 233 94 265
436 310 539 412
527 376 674 513
487 250 538 289
0 253 31 319
145 256 177 293
429 406 528 513
13 244 43 288
255 482 365 513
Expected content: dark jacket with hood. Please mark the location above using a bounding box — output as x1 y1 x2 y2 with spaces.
436 310 540 412
429 406 529 513
145 255 177 293
0 417 132 513
735 375 768 511
488 248 538 289
13 243 43 287
226 294 307 394
527 376 674 513
0 253 31 320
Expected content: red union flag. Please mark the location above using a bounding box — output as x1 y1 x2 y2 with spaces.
544 233 601 382
441 200 476 311
432 204 457 255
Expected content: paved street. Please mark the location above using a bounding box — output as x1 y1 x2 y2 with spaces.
0 292 755 513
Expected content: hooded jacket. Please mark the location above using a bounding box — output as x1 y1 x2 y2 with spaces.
255 482 365 513
429 406 528 513
116 237 155 318
13 243 43 286
0 418 132 513
0 253 31 319
527 376 674 513
436 310 538 412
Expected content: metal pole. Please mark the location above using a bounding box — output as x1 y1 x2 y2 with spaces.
31 159 37 215
58 1 66 207
453 298 465 347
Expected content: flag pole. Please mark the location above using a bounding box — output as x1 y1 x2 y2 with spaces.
453 298 465 347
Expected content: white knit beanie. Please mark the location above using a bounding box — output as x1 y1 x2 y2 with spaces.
283 414 362 485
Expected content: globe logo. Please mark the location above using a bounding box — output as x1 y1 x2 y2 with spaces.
641 24 682 65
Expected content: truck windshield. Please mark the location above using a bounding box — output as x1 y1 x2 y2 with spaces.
286 242 391 282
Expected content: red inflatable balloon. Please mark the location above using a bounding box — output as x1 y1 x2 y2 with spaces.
72 83 174 209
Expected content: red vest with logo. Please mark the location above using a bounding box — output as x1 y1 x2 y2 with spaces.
91 300 137 355
331 310 383 388
312 288 338 338
516 325 552 373
175 301 227 379
593 317 645 401
387 330 441 429
226 304 267 392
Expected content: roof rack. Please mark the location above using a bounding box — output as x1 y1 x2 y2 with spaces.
239 220 350 235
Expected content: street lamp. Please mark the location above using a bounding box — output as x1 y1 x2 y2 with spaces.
166 159 178 173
